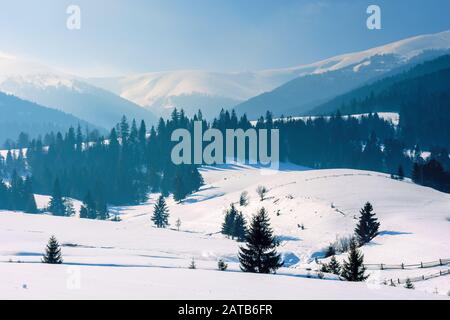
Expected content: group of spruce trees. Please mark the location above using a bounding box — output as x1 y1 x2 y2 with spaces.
0 171 37 213
320 202 380 281
221 204 247 242
321 239 369 282
412 158 450 193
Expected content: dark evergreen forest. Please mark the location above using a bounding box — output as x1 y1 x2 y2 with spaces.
1 104 449 217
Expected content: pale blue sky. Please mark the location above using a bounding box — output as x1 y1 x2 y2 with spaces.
1 0 450 76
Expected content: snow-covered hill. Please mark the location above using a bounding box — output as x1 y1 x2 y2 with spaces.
1 165 449 299
0 54 157 129
88 30 450 118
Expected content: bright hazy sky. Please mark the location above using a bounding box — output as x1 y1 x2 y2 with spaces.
1 0 450 76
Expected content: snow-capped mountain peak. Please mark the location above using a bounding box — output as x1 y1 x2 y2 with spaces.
87 30 450 118
0 53 157 129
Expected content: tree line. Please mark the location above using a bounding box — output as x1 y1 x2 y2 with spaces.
0 112 204 216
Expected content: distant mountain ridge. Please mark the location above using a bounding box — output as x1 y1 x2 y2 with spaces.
0 54 157 129
88 30 450 119
236 44 450 118
0 91 98 144
309 54 450 115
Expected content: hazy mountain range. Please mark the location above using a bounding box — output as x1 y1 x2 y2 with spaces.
89 30 450 119
1 29 450 143
0 53 157 130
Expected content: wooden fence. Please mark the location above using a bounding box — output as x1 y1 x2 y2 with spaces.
363 258 450 270
386 269 450 285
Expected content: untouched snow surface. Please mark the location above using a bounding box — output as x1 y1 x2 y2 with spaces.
0 165 449 299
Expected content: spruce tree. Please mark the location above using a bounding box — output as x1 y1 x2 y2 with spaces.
222 204 238 238
328 256 341 275
152 195 169 228
24 176 38 214
42 236 63 264
238 208 283 273
218 259 228 271
80 191 97 220
189 258 196 269
233 212 247 242
404 278 415 289
355 202 380 246
239 191 249 206
341 239 368 282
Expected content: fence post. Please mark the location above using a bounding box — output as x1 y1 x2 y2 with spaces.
439 259 443 266
420 262 423 268
397 278 400 284
380 264 384 270
401 263 404 270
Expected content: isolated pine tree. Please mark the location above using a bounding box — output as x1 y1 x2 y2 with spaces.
238 208 283 273
218 259 228 271
328 256 341 275
404 278 415 289
233 212 247 242
222 204 238 238
152 195 169 228
42 236 63 264
189 258 196 269
341 239 368 282
239 191 249 206
355 202 380 246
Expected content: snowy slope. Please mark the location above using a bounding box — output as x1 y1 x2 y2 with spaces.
0 165 449 299
89 30 450 118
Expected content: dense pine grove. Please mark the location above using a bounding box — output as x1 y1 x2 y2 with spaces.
0 112 204 216
311 54 450 150
0 95 449 216
0 171 37 213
